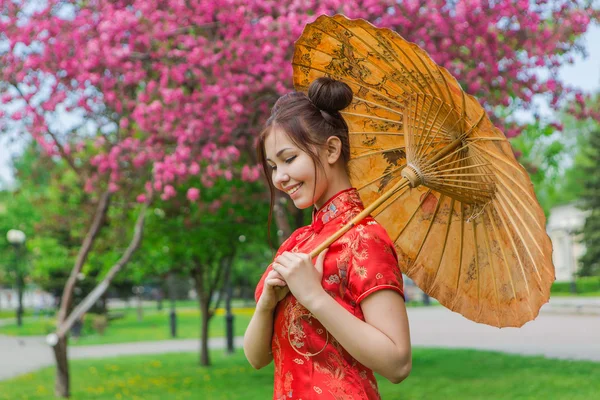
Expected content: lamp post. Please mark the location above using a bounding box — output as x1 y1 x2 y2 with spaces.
167 273 177 338
6 229 26 327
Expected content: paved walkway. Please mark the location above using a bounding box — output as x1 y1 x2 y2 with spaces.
1 298 599 381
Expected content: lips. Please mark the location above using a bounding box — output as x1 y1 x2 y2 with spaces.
285 183 303 196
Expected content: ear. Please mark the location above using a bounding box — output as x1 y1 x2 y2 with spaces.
325 136 343 165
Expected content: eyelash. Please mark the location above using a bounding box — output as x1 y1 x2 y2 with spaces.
270 156 296 171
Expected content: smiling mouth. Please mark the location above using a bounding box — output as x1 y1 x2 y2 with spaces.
286 183 302 195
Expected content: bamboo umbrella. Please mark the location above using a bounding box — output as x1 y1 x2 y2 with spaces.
292 14 555 328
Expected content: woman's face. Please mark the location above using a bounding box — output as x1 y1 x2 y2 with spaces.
264 126 329 210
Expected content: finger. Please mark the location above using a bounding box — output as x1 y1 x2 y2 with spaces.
271 262 287 277
314 248 328 275
267 269 284 280
266 278 287 287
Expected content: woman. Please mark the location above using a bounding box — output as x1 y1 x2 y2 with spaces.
243 77 412 399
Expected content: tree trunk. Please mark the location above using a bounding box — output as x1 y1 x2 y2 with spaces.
200 301 211 366
53 336 69 398
192 267 212 366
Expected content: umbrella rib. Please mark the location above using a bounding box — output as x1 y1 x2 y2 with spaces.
432 163 491 173
486 207 520 316
424 153 481 173
342 111 403 125
424 142 472 172
349 131 404 136
492 198 535 319
417 103 455 160
433 182 495 194
369 184 411 219
431 177 495 186
392 188 433 244
351 146 406 161
349 95 404 118
472 216 482 321
390 39 443 97
495 191 547 281
491 171 545 232
429 197 455 291
434 173 495 178
466 136 507 142
481 209 503 327
408 194 444 276
413 95 438 158
451 202 466 310
354 164 406 192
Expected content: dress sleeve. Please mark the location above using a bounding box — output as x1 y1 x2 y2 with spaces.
348 223 405 304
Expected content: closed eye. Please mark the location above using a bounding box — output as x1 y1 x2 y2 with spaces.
270 156 296 171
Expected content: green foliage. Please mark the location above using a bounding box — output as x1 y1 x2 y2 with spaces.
578 127 600 277
509 100 600 217
510 121 569 215
551 276 600 294
132 174 274 296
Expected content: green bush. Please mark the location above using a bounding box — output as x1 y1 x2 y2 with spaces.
551 276 600 294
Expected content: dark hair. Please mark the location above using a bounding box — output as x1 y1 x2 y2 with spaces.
256 77 353 242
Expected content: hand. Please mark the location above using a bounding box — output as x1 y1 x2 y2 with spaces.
256 268 290 312
271 249 328 310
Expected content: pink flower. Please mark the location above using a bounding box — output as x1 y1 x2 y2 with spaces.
187 188 200 201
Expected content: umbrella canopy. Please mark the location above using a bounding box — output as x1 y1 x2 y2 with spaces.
292 14 555 328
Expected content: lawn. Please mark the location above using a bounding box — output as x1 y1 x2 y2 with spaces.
0 308 253 346
0 348 598 400
0 301 431 345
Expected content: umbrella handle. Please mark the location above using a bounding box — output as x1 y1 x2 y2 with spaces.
309 177 410 258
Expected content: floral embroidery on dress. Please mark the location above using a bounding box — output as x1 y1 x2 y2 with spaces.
326 274 341 285
356 266 368 279
321 202 338 223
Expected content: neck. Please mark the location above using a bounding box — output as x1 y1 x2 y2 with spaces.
315 172 352 210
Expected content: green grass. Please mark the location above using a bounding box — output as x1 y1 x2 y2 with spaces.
0 308 252 346
0 348 598 399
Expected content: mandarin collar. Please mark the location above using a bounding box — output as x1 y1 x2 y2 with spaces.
310 187 363 233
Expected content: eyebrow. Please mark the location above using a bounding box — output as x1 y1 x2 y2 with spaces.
266 147 292 161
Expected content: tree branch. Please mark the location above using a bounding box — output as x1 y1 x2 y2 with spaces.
56 190 111 326
55 194 153 340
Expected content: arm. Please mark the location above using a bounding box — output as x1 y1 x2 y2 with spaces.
243 305 275 370
305 289 412 384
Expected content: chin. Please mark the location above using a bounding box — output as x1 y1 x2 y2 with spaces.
291 197 314 210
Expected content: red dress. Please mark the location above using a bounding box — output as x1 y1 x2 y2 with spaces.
255 188 404 400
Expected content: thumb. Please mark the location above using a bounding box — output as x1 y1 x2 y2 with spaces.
314 248 328 275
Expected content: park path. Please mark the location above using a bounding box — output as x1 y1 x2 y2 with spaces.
1 298 599 381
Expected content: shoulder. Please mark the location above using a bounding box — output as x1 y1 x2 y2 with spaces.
355 218 396 251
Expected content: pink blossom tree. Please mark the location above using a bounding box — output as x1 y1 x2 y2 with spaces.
1 0 598 397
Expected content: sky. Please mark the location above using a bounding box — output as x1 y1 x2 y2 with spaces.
1 24 600 188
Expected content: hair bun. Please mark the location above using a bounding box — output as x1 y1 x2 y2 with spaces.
307 77 353 113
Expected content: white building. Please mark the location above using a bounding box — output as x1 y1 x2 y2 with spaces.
546 203 589 282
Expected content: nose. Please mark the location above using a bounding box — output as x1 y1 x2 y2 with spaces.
273 168 289 187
